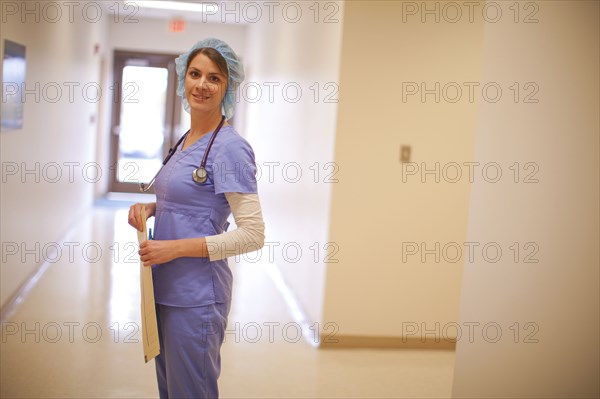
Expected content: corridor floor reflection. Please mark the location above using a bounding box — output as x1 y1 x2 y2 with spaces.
1 202 455 398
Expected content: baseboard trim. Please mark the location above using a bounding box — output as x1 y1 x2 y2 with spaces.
319 334 456 350
0 208 85 323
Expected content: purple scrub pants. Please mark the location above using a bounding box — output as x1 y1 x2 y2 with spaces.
154 302 231 399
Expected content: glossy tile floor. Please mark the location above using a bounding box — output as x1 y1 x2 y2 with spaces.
1 201 455 398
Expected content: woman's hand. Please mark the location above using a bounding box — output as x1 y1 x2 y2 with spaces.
139 240 179 267
128 202 156 232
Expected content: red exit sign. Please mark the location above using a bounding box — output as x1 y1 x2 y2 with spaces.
169 19 186 33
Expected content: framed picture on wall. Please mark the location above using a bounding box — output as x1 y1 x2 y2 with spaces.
2 39 26 132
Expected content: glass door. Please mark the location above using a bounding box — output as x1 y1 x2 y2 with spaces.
109 50 189 193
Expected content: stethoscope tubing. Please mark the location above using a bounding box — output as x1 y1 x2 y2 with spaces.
139 115 226 192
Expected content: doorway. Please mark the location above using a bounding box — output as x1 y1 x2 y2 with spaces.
109 50 190 193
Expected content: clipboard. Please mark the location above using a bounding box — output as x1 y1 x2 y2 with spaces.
135 207 161 363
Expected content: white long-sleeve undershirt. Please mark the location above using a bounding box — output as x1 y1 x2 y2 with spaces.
204 192 265 261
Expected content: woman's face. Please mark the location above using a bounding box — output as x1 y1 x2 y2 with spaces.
185 53 228 115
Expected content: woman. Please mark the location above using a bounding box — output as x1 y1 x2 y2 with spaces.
128 38 265 399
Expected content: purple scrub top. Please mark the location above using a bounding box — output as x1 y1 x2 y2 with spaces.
152 125 257 307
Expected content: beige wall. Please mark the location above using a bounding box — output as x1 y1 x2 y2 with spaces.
452 2 599 397
1 10 107 307
323 1 484 338
243 1 344 325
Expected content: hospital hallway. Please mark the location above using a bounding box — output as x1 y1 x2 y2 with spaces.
0 198 454 398
1 1 599 398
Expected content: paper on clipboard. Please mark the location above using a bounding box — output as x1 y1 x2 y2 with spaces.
136 207 160 363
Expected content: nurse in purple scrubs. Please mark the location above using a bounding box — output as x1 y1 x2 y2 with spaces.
128 38 265 399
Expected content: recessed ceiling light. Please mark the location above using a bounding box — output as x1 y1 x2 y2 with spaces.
126 1 219 13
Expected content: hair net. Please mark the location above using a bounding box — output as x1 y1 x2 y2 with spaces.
175 38 244 119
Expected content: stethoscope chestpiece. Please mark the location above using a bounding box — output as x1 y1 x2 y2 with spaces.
192 167 208 184
192 115 225 185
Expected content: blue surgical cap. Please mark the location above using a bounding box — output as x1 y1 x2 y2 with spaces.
175 38 244 119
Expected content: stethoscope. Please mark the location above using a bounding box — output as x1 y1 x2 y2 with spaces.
139 115 226 192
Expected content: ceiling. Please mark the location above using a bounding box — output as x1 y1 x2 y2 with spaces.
108 0 251 24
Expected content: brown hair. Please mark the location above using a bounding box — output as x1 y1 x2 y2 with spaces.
186 47 229 80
